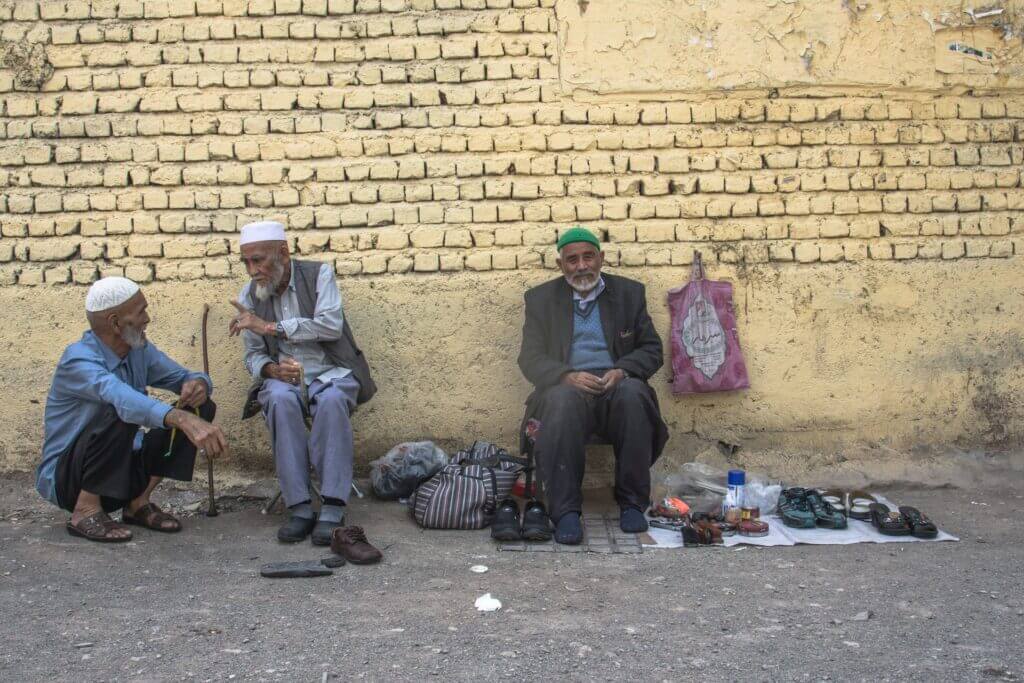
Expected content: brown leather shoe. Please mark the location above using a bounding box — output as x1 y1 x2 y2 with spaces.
330 525 383 565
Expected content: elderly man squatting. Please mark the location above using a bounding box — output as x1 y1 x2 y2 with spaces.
37 277 227 543
229 221 377 549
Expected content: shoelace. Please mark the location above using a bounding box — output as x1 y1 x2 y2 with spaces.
338 526 368 544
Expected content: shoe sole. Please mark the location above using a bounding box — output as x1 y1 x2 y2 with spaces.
277 535 309 543
781 516 816 529
491 529 522 542
554 535 582 545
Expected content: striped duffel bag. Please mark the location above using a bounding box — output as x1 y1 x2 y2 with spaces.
408 442 525 529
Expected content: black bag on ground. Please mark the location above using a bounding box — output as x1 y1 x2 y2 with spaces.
408 441 525 529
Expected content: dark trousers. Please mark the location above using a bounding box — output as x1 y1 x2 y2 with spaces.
55 401 216 513
534 376 659 521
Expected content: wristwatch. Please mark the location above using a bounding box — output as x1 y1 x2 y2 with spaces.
275 322 286 338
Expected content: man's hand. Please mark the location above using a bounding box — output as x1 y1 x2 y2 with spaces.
229 300 274 337
166 409 228 458
560 371 606 395
598 368 627 393
178 378 208 408
263 357 302 386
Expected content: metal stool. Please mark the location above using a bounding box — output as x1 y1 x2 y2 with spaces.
261 477 363 515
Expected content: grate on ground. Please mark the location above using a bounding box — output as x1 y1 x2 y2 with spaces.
498 513 643 554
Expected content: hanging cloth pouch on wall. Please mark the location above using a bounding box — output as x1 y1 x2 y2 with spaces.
667 251 750 394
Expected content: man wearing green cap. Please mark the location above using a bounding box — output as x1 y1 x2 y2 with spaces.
517 227 668 544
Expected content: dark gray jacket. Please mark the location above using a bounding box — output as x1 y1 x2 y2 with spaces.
516 272 668 456
241 259 376 419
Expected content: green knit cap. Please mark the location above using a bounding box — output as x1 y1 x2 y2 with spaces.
556 226 601 252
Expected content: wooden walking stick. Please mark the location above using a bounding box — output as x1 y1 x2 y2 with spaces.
201 303 219 517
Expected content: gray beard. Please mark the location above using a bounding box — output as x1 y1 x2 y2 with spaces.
253 262 285 302
253 283 273 302
565 273 598 295
121 324 146 350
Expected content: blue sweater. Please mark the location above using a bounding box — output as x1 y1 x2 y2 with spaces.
569 301 614 371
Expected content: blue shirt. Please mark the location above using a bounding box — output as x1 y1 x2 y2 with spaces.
36 331 212 505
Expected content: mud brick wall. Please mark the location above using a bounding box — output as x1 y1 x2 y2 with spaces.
0 0 1022 474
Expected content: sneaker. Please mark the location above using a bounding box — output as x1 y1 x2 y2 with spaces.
330 526 383 564
804 489 847 529
520 500 552 542
777 488 816 529
490 498 522 542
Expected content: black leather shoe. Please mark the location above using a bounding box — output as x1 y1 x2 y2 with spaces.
311 519 343 546
521 500 553 541
277 515 316 543
490 498 522 541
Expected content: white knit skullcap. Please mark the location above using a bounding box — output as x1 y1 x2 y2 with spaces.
85 276 140 313
239 220 286 246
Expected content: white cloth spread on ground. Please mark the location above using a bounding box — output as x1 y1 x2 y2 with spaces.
642 496 959 549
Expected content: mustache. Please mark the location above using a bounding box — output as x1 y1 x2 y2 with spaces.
565 271 598 293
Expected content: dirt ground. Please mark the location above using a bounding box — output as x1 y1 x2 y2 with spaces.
1 460 1022 683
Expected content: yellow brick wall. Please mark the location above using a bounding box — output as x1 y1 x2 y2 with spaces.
1 0 1022 474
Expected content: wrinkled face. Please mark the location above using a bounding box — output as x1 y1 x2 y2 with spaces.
240 241 289 301
111 291 150 349
557 242 604 294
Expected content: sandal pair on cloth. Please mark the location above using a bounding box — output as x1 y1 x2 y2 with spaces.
870 503 938 539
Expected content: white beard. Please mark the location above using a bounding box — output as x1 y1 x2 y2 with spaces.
253 283 272 302
565 272 598 294
121 324 146 350
253 261 286 302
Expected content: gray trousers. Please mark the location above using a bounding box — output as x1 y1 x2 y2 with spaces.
258 375 360 508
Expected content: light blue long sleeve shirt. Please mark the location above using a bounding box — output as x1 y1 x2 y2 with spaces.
239 262 351 385
36 331 212 505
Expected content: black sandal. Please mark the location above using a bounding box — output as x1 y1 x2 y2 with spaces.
490 498 522 541
899 506 938 539
869 503 911 536
520 500 552 542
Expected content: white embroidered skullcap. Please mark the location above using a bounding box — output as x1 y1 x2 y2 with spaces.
85 276 140 312
239 220 286 246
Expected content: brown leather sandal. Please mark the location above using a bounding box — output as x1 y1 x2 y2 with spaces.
66 512 133 543
122 503 182 533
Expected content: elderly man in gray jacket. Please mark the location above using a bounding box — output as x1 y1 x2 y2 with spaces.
229 221 376 545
